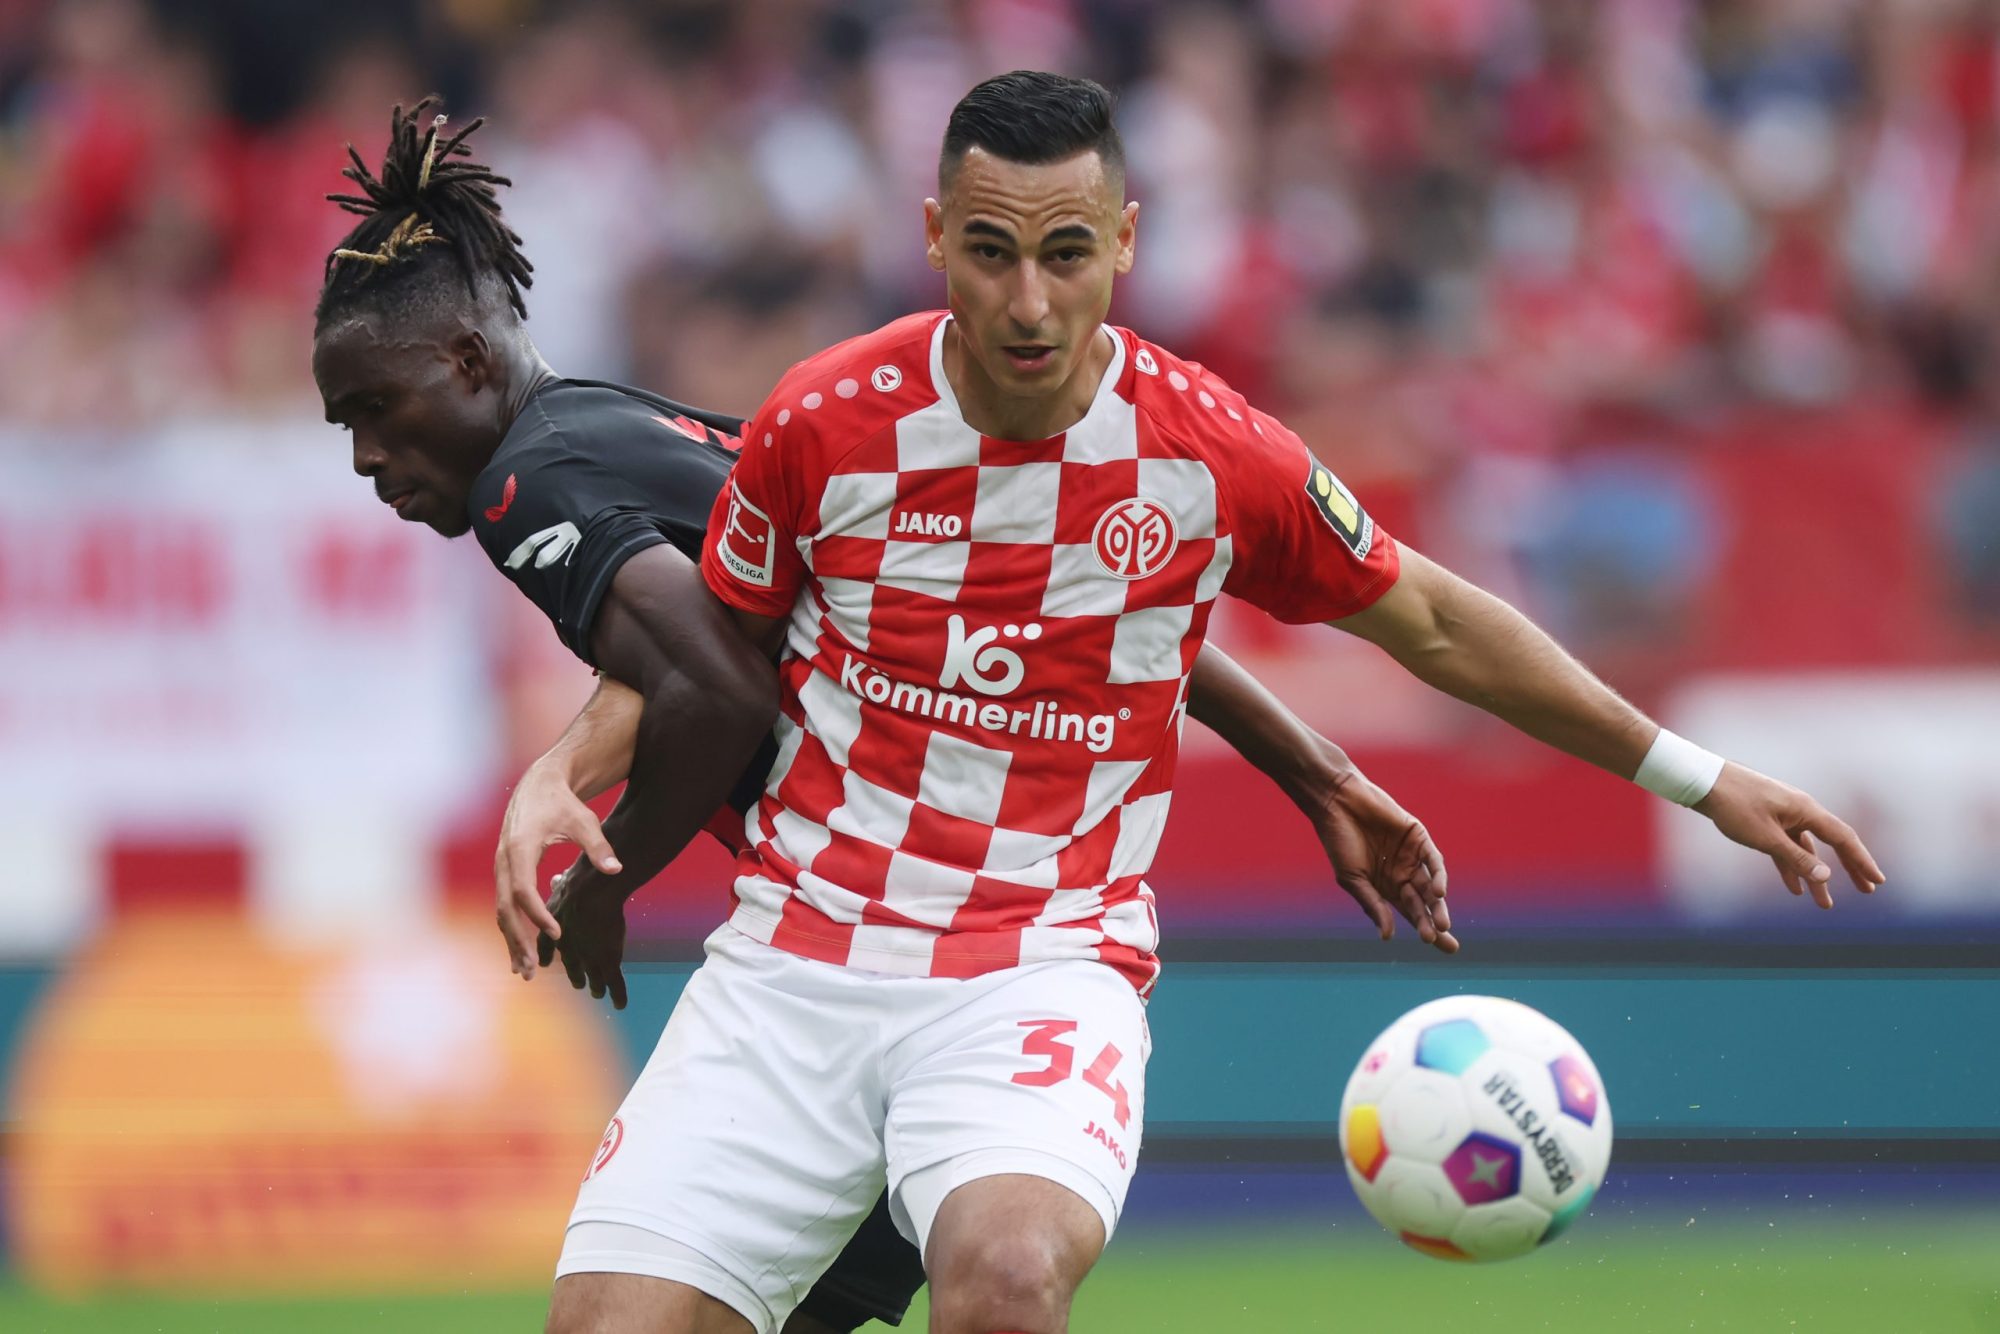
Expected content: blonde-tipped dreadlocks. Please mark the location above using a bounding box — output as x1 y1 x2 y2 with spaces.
314 98 533 328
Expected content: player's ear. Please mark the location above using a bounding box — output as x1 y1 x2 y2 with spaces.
923 198 947 273
1115 200 1138 276
449 328 493 392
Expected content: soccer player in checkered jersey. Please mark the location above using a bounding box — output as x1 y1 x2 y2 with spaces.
312 100 1456 1334
537 71 1888 1332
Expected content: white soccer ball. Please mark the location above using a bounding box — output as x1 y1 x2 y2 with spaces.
1338 995 1613 1261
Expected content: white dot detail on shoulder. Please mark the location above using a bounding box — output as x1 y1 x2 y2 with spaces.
871 364 903 392
1198 390 1216 408
835 378 859 398
1226 408 1242 420
763 432 772 447
802 392 824 410
1168 370 1189 391
777 409 792 425
1253 421 1264 434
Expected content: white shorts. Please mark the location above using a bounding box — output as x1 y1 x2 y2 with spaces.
555 924 1149 1334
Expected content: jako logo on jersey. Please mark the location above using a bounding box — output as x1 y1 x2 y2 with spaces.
483 472 517 523
871 364 903 392
1092 498 1178 580
717 491 776 587
940 614 1034 695
584 1116 624 1182
504 521 581 570
892 511 963 538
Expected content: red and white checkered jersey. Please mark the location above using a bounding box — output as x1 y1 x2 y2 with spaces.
700 312 1399 993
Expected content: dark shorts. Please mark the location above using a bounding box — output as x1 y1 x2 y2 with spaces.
793 1191 927 1330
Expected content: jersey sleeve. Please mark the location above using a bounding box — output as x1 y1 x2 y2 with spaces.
699 400 809 618
1217 405 1401 623
472 448 675 666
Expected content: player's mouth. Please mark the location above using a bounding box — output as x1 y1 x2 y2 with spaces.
1002 344 1057 373
378 485 417 515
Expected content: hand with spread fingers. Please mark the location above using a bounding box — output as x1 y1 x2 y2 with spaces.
1694 761 1885 908
1308 767 1456 954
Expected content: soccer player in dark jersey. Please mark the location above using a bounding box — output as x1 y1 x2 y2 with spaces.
311 101 1452 1334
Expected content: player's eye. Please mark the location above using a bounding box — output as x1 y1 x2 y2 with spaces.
971 243 1007 261
1051 249 1087 264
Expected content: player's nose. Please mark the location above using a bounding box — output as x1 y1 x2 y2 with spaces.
1007 262 1051 330
350 433 385 478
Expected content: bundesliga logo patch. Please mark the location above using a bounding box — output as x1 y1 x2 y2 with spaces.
1306 461 1373 559
719 491 777 587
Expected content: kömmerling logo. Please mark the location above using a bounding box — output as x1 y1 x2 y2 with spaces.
837 615 1119 753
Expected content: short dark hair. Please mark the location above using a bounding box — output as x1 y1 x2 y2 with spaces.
938 70 1124 191
314 98 533 333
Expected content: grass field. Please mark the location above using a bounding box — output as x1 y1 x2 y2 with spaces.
4 1215 1995 1333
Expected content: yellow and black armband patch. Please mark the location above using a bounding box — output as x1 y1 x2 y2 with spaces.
1305 460 1374 559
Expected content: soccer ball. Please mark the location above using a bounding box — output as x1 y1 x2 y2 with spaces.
1339 995 1612 1261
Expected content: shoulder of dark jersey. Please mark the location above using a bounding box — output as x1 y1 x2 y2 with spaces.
468 380 736 561
477 380 733 485
752 311 943 463
510 380 740 457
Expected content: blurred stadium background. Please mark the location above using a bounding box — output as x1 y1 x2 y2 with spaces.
1 0 1996 1328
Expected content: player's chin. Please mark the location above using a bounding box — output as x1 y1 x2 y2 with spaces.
426 507 474 538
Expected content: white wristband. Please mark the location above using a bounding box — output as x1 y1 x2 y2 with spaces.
1634 728 1725 806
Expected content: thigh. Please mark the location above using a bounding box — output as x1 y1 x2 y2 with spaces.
548 1266 754 1334
919 1173 1106 1334
883 961 1150 1260
562 929 887 1334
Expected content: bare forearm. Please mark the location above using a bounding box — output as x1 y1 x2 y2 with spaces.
1186 644 1353 810
1349 551 1656 779
536 677 643 800
587 670 772 900
557 546 782 902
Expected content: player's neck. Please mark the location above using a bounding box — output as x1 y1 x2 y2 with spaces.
944 324 1113 442
498 343 559 433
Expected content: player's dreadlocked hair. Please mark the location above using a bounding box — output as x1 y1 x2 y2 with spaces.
314 98 533 332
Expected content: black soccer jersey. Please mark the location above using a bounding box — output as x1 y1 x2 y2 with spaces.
469 378 746 667
469 378 775 832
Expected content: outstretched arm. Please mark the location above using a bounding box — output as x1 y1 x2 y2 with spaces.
1335 546 1885 904
1187 645 1455 952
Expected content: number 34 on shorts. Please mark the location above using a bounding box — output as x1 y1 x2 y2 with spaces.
1010 1016 1143 1172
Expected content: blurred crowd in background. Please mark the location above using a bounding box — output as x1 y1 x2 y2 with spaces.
1 11 1993 1287
3 0 2000 651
